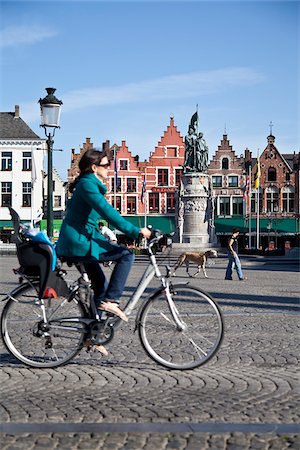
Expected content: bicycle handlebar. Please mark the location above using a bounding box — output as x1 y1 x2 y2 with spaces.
146 228 174 253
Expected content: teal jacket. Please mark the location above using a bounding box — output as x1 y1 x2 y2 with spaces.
56 173 140 259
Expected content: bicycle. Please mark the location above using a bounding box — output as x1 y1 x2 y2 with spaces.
1 208 224 370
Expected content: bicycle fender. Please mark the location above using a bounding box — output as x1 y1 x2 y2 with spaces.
1 281 38 302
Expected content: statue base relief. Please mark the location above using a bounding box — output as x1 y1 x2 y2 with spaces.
173 172 218 253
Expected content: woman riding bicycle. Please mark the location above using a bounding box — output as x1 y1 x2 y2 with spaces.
56 148 151 322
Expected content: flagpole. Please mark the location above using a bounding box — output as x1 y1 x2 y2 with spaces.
249 165 252 249
114 146 116 210
256 187 260 249
30 145 37 229
256 149 260 250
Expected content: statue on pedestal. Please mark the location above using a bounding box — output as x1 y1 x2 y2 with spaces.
183 112 209 173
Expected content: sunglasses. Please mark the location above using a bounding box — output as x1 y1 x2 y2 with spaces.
98 163 110 169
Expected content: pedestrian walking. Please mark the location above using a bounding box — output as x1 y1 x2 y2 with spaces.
225 227 247 281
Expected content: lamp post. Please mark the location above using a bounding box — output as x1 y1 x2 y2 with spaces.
39 88 62 239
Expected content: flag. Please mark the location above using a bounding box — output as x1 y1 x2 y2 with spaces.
243 175 250 201
141 176 146 203
254 151 260 189
114 150 118 187
189 111 198 130
31 150 37 186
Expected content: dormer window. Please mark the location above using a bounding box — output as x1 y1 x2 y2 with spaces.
268 167 277 182
222 158 229 170
119 160 128 170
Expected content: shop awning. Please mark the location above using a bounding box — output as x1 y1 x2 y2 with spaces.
215 217 299 235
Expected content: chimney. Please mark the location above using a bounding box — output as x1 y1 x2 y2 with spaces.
14 105 20 118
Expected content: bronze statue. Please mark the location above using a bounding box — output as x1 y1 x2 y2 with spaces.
183 112 209 173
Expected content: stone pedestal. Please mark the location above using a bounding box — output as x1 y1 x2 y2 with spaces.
173 172 217 252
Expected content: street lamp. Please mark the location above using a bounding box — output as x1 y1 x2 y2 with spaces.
39 88 62 239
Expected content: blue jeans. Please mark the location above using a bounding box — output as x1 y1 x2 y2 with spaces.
225 251 244 280
84 246 135 307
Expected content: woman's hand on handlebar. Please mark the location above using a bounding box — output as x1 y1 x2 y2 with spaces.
139 227 152 239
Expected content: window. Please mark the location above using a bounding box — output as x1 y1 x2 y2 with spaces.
286 172 291 182
54 195 62 208
228 176 238 188
111 196 121 212
167 147 177 157
1 182 12 206
222 158 229 170
251 196 262 214
127 196 136 213
232 197 243 215
268 167 277 182
22 152 32 171
219 197 230 215
149 193 159 213
283 188 294 213
158 169 168 186
212 176 222 188
266 190 279 212
119 160 128 170
127 178 136 193
111 177 121 192
22 182 32 207
175 169 182 186
167 193 175 213
1 152 12 171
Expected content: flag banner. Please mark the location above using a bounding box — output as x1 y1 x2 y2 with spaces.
31 150 37 186
141 176 146 203
254 151 260 189
189 111 198 130
114 154 118 185
243 176 250 201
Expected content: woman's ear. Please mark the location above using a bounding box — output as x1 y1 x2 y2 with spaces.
91 164 97 173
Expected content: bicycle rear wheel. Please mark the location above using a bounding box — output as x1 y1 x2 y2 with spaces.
1 283 87 368
139 284 224 370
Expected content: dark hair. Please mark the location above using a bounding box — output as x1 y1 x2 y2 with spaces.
232 227 240 233
99 222 104 227
69 148 111 193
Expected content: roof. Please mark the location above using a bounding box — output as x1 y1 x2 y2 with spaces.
0 112 41 140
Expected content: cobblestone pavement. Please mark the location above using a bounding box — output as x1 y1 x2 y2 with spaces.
0 255 299 449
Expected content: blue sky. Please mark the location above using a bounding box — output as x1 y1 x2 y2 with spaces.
1 0 299 181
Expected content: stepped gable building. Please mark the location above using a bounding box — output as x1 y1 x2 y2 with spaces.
67 137 94 193
208 133 246 217
106 140 140 215
67 117 185 232
252 133 298 216
142 116 185 217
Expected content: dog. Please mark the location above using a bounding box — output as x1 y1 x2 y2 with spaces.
172 249 218 278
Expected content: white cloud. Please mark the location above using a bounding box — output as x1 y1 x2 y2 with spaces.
0 25 58 48
62 67 265 111
21 67 265 122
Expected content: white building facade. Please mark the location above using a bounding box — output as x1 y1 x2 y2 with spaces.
0 106 46 241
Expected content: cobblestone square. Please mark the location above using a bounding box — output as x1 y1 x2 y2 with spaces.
0 254 299 449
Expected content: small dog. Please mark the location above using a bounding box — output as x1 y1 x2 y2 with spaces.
172 249 218 278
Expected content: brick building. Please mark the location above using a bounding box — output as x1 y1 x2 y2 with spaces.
66 121 299 249
68 117 185 233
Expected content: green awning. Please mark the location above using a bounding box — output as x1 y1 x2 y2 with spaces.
121 215 175 234
215 217 298 235
0 220 14 230
40 216 176 235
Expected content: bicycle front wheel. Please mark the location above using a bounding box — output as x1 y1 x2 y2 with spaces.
139 284 224 370
1 283 87 368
